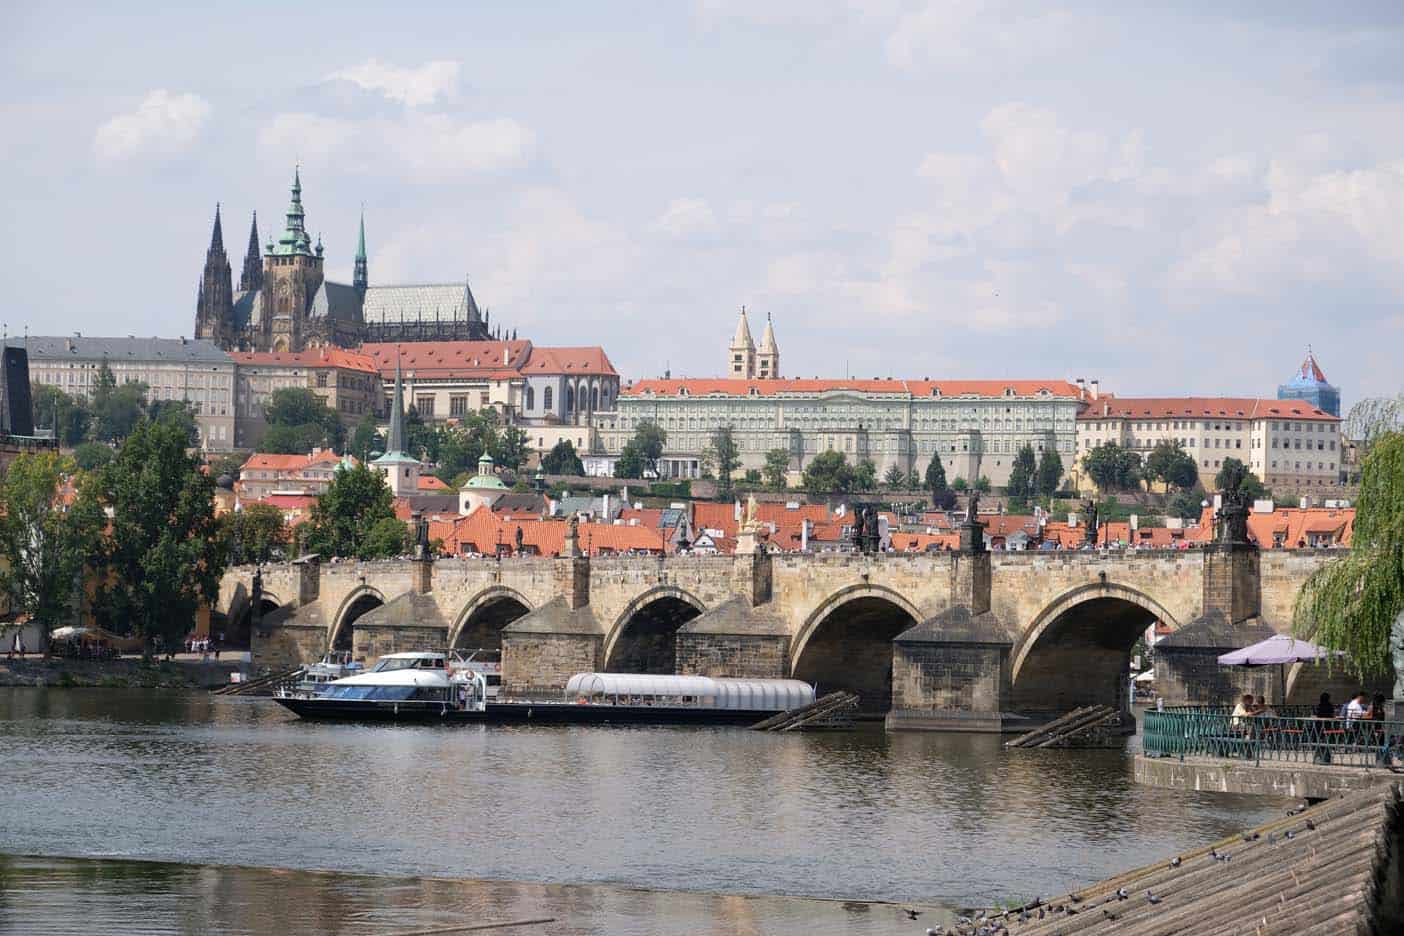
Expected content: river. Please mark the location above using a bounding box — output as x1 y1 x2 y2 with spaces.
0 688 1289 933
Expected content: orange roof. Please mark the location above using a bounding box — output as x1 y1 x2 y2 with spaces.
417 475 451 491
691 501 831 541
241 453 311 471
1245 506 1354 548
254 494 317 510
624 378 1081 399
230 348 378 373
361 340 533 379
1077 397 1337 422
521 346 618 377
890 531 960 552
436 507 664 557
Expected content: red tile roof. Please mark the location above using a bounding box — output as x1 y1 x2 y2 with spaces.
361 340 533 379
230 348 378 373
623 378 1082 399
521 346 618 377
417 475 451 491
241 453 312 471
1077 397 1338 422
436 508 665 557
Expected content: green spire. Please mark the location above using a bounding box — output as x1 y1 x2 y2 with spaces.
353 207 369 292
272 166 313 256
356 210 366 261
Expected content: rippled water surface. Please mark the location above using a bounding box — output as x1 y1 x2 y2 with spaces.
0 688 1289 931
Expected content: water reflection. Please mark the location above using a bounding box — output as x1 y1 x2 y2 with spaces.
0 689 1288 908
0 855 920 936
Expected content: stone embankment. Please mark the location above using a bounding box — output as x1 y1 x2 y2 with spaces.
0 657 245 689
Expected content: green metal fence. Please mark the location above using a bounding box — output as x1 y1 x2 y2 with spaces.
1143 706 1404 769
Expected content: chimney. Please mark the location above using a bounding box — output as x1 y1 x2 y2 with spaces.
1075 377 1085 395
1089 379 1100 400
734 500 742 521
801 519 809 552
503 347 509 366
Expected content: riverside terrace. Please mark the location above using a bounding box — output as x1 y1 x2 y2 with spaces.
214 528 1381 731
1137 705 1404 800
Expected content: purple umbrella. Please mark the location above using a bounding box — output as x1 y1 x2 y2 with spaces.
1218 635 1344 706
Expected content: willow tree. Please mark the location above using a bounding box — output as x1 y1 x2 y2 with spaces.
1294 432 1404 682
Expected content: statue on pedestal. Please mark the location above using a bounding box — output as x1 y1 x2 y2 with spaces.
1216 462 1251 545
965 492 980 525
851 509 866 551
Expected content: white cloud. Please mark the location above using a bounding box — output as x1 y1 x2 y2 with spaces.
256 112 533 177
93 90 209 163
328 59 460 108
886 1 1079 70
654 197 719 239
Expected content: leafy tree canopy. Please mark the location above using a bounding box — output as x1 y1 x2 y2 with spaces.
703 425 739 497
802 450 853 493
72 442 114 471
221 502 290 566
1146 440 1199 491
303 463 403 560
264 387 344 453
1215 457 1269 501
762 449 790 491
542 439 585 476
1082 443 1142 492
1036 448 1064 498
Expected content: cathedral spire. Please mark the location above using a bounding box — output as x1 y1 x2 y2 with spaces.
209 202 225 252
239 211 263 292
353 208 368 293
387 348 406 454
274 166 313 256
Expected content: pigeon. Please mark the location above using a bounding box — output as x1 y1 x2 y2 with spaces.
1070 894 1083 904
956 915 972 926
1116 887 1129 900
1147 890 1163 905
1285 830 1295 840
1170 856 1182 868
1103 908 1119 921
904 908 922 920
926 930 939 936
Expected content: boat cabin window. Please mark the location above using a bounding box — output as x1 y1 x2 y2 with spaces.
370 656 445 673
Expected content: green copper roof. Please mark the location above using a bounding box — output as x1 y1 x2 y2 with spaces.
464 473 507 490
356 211 366 262
271 167 315 257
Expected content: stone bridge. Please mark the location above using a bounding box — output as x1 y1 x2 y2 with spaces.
218 538 1365 731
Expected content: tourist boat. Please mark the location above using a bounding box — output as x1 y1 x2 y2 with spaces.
274 653 816 726
287 650 364 697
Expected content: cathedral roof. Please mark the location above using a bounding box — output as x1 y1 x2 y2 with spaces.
308 281 364 321
361 283 482 326
231 289 261 330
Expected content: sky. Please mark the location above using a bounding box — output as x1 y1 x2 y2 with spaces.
3 1 1402 405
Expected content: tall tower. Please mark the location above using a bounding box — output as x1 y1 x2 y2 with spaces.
353 210 369 295
238 211 263 293
756 312 780 379
261 168 324 352
729 307 756 378
1277 348 1341 417
194 204 234 347
371 351 422 496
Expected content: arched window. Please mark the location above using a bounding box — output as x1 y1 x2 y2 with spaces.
544 386 553 411
566 384 575 412
591 385 599 410
525 386 535 410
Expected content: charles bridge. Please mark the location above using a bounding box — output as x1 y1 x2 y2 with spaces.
218 527 1364 731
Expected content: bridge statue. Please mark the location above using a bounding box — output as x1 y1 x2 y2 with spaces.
514 525 524 555
1082 498 1099 543
1216 462 1252 545
850 509 865 551
863 506 880 555
966 492 980 525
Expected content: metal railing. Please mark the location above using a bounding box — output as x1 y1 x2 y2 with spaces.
1143 705 1404 769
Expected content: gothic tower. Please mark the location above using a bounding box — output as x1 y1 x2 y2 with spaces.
261 168 324 352
756 312 780 379
239 211 263 293
353 210 369 295
728 307 756 378
194 204 234 346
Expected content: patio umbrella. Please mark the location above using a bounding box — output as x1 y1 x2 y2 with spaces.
1218 635 1344 706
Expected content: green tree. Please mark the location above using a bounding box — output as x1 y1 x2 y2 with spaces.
30 384 90 446
1007 444 1037 505
221 502 290 566
802 450 853 493
1036 448 1064 498
542 439 585 476
493 425 530 471
883 463 906 489
207 452 247 483
703 425 740 497
93 382 148 443
0 453 103 644
265 387 344 452
762 449 790 491
303 463 401 559
1145 441 1199 491
88 419 227 655
72 442 113 471
362 516 413 558
853 458 878 492
924 453 948 499
1215 457 1268 500
147 399 199 447
1082 443 1142 492
951 476 969 492
1169 488 1207 521
632 421 667 476
1294 432 1404 680
974 475 992 493
614 442 644 479
436 423 483 483
743 468 761 485
350 414 383 460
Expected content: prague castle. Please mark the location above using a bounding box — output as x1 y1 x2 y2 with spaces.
195 170 510 353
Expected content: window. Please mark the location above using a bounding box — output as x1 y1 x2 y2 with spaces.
450 395 469 417
316 372 328 388
525 386 535 410
415 395 435 418
544 386 553 410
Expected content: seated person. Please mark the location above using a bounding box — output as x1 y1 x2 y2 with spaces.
1314 693 1335 719
1345 692 1369 722
1230 693 1255 728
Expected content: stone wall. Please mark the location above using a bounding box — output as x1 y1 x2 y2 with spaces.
354 624 447 662
890 643 1006 726
1259 550 1336 633
251 623 326 670
676 633 787 678
501 633 601 694
1155 648 1273 707
990 551 1205 635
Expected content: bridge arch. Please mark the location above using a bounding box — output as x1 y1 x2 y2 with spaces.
1009 581 1181 719
328 585 387 654
447 586 533 652
789 583 922 714
602 586 706 674
227 591 284 650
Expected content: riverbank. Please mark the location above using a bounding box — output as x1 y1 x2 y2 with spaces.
0 656 244 689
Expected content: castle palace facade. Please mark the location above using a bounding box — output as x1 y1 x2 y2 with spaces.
194 170 510 353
